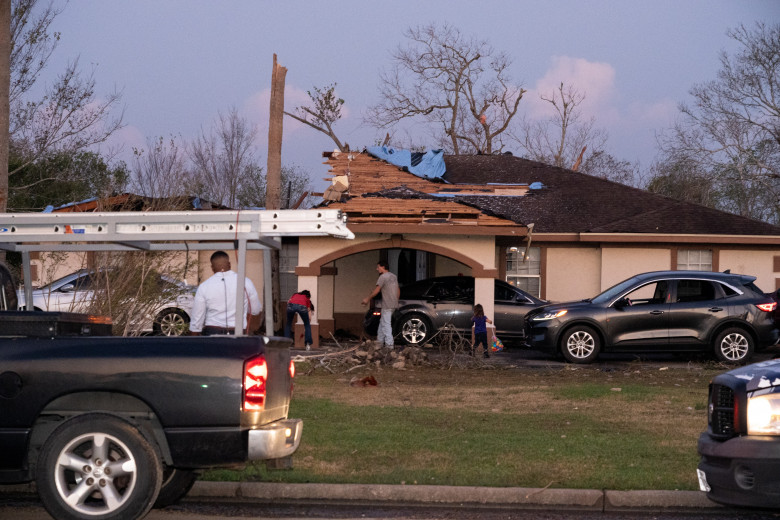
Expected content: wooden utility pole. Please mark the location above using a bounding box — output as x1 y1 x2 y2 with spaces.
0 0 10 215
266 54 286 332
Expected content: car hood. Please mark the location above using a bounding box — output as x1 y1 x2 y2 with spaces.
534 300 595 313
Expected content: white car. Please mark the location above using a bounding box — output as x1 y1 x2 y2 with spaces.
17 269 195 336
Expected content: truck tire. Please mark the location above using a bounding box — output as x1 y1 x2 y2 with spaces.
560 325 601 364
153 468 198 508
36 413 162 520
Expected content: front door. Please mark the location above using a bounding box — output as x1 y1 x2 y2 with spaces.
605 280 671 349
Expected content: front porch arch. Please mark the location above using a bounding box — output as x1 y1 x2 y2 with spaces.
295 237 499 277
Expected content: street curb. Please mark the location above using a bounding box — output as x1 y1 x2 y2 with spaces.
188 482 723 512
0 481 723 512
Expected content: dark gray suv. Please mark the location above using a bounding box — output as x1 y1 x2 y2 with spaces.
364 276 546 345
525 270 779 364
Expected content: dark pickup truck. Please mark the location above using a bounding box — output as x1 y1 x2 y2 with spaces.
0 311 301 520
697 359 780 508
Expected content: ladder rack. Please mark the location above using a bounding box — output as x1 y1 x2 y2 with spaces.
0 209 354 336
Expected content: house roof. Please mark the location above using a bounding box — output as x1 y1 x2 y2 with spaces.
319 150 780 240
51 193 230 212
441 155 780 236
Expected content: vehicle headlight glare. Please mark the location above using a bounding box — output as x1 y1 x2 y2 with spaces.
532 309 568 321
747 394 780 435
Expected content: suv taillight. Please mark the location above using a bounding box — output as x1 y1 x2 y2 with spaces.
756 302 777 312
243 356 267 411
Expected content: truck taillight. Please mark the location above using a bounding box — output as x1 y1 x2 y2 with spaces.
289 359 295 378
243 356 267 411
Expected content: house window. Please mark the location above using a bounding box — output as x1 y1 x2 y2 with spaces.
677 249 712 271
506 246 541 297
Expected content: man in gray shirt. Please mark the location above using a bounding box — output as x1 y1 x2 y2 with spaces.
361 260 400 347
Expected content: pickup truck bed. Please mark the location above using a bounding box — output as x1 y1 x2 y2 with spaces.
0 332 300 520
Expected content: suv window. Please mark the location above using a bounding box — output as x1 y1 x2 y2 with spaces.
676 279 717 303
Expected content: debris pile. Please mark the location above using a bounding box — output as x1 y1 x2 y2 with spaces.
297 339 431 374
345 341 430 370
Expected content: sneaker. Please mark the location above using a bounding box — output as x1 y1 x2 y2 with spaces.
305 344 312 351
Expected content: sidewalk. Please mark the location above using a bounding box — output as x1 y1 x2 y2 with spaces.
2 481 723 513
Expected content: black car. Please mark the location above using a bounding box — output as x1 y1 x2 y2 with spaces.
524 270 778 364
363 276 546 345
698 359 780 508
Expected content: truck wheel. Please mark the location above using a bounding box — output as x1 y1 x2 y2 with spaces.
153 309 189 336
561 325 600 364
36 413 162 520
714 327 754 364
153 468 198 508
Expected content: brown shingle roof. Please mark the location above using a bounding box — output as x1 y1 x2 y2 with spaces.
442 155 780 236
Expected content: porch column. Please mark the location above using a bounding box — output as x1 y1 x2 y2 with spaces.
474 276 496 340
294 275 319 348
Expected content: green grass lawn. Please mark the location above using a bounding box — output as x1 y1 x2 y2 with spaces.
205 360 720 491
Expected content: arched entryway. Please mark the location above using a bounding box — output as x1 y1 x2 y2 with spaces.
292 236 499 343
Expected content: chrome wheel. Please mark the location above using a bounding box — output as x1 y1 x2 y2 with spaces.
561 326 600 364
715 328 753 363
37 414 162 520
156 310 188 336
399 316 430 345
53 432 138 515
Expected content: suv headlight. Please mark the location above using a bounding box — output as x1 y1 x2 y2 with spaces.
532 309 568 321
747 393 780 435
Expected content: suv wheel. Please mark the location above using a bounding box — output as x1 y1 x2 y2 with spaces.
561 325 600 364
714 327 753 363
398 314 431 345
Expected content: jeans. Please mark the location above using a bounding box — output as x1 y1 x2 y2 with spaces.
378 308 394 347
285 303 312 345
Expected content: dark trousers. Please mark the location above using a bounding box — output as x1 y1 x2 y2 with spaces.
473 331 489 357
285 303 312 345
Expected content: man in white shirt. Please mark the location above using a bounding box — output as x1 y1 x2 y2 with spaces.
189 251 262 335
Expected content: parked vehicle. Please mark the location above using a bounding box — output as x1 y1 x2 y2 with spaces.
0 311 301 520
524 270 778 364
16 269 195 336
698 359 780 508
364 276 546 345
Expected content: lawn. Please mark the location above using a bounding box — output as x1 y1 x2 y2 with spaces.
205 358 721 491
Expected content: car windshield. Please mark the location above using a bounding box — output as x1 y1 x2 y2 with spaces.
36 272 84 291
591 275 646 304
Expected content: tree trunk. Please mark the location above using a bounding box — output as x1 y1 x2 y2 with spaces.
266 54 286 333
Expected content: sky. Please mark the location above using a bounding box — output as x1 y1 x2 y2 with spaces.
34 0 780 194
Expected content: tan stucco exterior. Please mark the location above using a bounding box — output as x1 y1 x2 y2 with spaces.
545 246 602 302
720 249 779 292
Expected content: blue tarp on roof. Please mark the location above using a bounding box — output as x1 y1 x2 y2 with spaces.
367 146 446 180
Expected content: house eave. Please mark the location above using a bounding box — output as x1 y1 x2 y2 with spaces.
532 233 780 245
347 223 528 236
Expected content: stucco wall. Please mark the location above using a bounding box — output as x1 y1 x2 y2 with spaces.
335 250 381 314
720 249 779 292
600 247 671 290
545 247 601 302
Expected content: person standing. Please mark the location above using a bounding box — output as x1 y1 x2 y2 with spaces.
189 251 262 336
285 289 315 349
471 303 493 358
361 261 400 347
